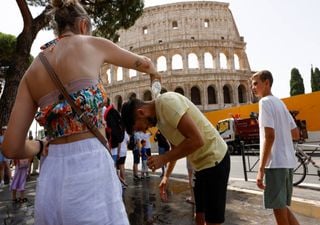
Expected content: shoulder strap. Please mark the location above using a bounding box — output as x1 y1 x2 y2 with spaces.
38 52 110 152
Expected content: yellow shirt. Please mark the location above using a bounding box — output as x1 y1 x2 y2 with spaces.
155 92 227 171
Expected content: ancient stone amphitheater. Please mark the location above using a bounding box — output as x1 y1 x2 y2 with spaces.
101 1 253 112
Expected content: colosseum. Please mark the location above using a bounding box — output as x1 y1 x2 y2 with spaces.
101 1 253 112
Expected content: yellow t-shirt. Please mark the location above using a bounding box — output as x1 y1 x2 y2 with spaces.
155 92 227 171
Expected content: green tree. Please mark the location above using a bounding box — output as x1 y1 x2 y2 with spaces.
290 68 305 96
0 0 144 127
311 67 320 92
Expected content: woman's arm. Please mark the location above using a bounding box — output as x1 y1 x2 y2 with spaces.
2 77 41 159
91 37 160 82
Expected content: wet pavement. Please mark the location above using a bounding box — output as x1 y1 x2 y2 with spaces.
1 171 319 225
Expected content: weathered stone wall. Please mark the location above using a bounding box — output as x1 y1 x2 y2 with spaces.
101 1 253 112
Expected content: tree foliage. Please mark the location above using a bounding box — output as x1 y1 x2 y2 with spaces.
290 68 305 96
0 33 17 76
0 0 144 128
311 67 320 92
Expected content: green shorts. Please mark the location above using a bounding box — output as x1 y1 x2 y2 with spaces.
264 168 293 209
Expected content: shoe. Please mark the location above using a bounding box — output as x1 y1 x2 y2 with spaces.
134 175 140 180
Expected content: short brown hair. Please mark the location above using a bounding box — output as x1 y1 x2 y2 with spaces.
252 70 273 87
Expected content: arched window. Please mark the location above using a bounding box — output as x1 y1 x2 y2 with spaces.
117 67 123 81
234 54 240 70
188 53 199 69
174 87 184 95
172 54 183 70
204 19 209 28
143 90 152 101
160 88 167 94
223 85 232 104
238 84 247 103
172 21 178 29
129 69 137 78
191 86 201 105
157 56 167 72
128 93 137 100
204 52 214 69
106 69 111 84
220 53 227 69
207 86 217 104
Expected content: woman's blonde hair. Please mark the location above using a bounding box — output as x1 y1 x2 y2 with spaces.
48 0 91 36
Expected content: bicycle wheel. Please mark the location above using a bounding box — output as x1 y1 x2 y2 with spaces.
293 154 307 186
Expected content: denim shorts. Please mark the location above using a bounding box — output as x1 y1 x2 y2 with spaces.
34 138 129 225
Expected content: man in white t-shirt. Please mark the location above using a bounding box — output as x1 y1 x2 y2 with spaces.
251 70 300 225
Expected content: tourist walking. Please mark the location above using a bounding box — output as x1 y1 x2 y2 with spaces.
251 70 300 225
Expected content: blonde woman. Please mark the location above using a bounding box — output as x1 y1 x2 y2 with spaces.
2 0 159 224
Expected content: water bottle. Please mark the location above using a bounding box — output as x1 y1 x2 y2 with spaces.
151 79 161 98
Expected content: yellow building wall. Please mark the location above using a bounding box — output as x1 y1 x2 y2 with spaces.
205 91 320 132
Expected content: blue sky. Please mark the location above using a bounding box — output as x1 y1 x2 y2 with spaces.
1 0 320 99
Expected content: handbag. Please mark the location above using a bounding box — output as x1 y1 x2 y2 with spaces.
38 52 110 152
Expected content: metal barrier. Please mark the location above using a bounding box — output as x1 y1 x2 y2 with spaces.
240 142 260 181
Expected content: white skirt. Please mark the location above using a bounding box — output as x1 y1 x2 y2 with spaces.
34 138 129 225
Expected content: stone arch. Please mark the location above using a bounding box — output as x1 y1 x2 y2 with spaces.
172 54 183 70
117 67 123 81
174 87 184 95
191 86 201 105
238 84 247 103
157 55 167 72
204 52 214 69
160 88 168 94
128 92 137 101
219 53 227 69
207 85 217 104
223 84 233 104
188 53 199 69
106 69 111 84
234 54 240 70
129 69 137 78
143 90 152 101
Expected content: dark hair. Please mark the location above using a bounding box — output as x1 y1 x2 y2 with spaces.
141 139 146 145
252 70 273 87
121 98 144 135
49 0 91 35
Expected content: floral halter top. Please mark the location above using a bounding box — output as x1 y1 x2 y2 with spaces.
35 79 107 141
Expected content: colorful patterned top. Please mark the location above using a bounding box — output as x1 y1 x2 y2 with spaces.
35 79 107 141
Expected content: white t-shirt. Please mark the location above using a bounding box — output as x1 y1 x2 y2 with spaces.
111 132 129 157
136 131 152 149
259 95 297 168
119 132 129 157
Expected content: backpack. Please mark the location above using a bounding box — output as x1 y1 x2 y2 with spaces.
127 135 136 150
104 105 125 148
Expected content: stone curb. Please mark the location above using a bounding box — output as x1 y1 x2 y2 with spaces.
227 186 320 220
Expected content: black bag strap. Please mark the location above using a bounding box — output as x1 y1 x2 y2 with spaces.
38 52 110 152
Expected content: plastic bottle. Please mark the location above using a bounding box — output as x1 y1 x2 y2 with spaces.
151 79 161 98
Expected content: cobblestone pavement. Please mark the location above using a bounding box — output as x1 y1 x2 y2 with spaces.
0 172 319 225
